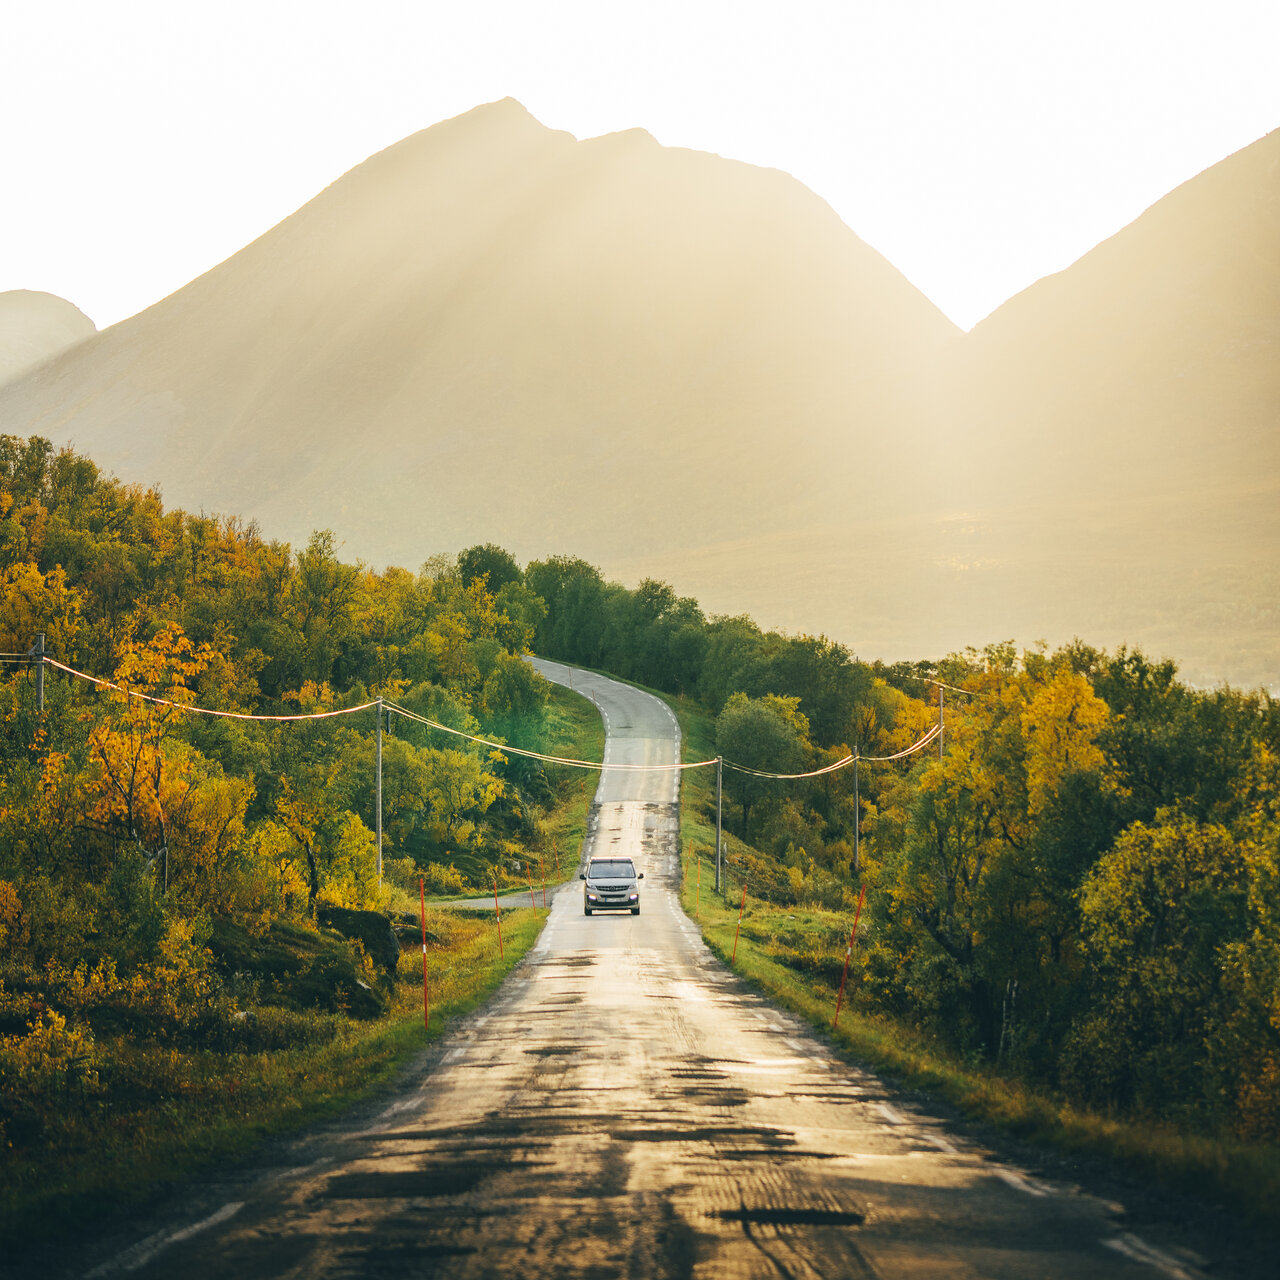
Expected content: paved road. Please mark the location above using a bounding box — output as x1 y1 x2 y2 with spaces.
53 664 1233 1279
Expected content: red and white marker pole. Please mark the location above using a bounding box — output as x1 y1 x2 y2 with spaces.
731 882 748 965
526 864 537 909
419 876 429 1031
833 883 867 1029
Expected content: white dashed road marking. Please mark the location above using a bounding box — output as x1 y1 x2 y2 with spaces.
86 1203 245 1276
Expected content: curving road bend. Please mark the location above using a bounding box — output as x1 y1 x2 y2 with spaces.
56 664 1231 1279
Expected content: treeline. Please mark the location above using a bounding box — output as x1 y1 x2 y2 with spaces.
1 437 568 1151
866 643 1280 1140
0 437 559 912
514 549 942 899
4 439 1279 1149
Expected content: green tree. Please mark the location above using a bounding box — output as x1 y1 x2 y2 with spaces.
716 693 810 833
1067 811 1253 1119
457 543 523 593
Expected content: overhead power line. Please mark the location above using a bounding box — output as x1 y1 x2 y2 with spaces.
44 659 377 722
383 699 713 771
722 723 941 778
924 677 988 698
38 658 944 778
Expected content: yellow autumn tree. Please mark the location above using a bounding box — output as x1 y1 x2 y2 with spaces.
867 647 1115 1056
1020 668 1109 818
0 562 81 657
83 623 212 891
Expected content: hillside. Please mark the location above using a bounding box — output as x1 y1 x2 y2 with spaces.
0 291 95 386
631 129 1280 688
1 103 1276 689
916 127 1280 687
0 98 955 562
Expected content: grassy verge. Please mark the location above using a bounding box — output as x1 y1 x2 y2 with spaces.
0 908 543 1252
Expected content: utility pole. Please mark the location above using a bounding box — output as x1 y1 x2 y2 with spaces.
852 751 860 876
376 697 383 886
714 756 723 893
31 632 45 712
938 685 944 762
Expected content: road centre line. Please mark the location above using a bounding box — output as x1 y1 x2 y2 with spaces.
1103 1233 1203 1280
876 1102 907 1125
993 1167 1050 1197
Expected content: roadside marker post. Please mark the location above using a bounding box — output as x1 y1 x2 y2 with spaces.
419 877 429 1031
526 863 537 909
696 856 701 918
492 873 504 958
539 854 548 907
731 882 748 965
833 883 867 1029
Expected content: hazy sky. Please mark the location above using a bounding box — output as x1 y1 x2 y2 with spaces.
4 1 1278 331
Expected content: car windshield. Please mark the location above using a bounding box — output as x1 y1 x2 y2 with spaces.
588 860 635 880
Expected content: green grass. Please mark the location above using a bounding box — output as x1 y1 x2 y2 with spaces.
0 908 544 1252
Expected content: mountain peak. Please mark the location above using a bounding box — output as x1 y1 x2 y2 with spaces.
464 96 539 123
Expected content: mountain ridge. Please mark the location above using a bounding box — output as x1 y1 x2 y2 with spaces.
1 101 1275 689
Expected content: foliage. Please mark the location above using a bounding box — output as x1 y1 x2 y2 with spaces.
0 436 584 1187
664 617 1280 1145
5 429 1280 1172
861 644 1280 1138
716 692 810 832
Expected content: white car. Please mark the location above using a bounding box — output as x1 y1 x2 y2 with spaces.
580 857 643 915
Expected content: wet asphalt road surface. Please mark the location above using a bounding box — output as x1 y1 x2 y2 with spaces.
47 663 1233 1279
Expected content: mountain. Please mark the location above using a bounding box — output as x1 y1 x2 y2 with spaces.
948 127 1279 505
0 98 955 564
624 126 1278 692
913 127 1280 687
0 291 95 387
1 102 1276 689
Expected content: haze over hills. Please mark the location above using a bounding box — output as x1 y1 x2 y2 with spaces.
0 100 955 559
918 125 1280 689
0 290 96 386
1 101 1276 689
